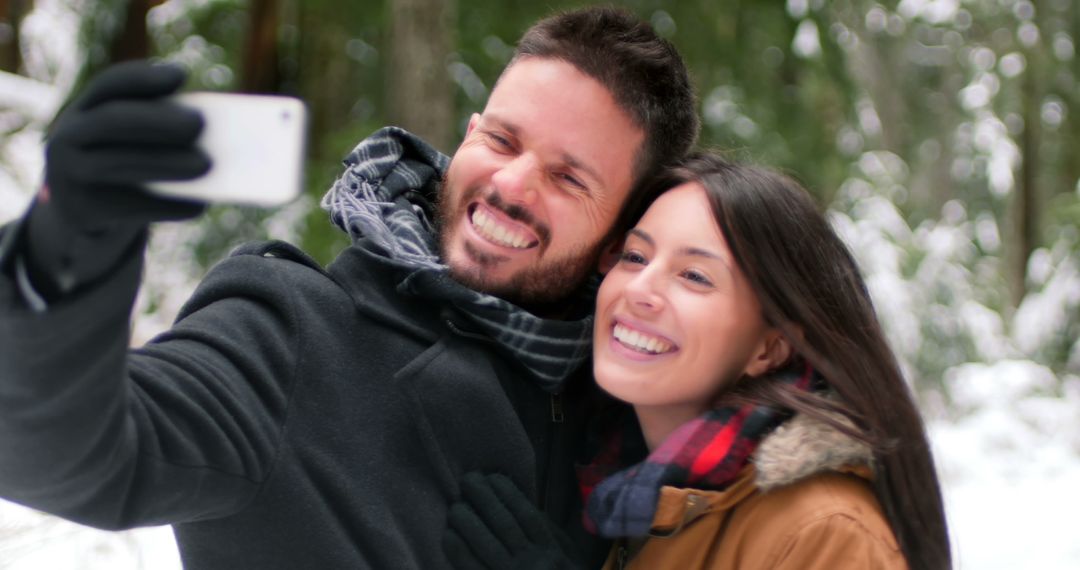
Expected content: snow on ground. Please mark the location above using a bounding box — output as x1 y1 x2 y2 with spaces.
930 361 1080 568
0 501 180 570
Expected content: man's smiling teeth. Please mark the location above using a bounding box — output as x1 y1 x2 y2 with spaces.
471 208 532 249
613 323 674 354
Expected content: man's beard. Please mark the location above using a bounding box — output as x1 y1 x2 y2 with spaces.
435 180 604 312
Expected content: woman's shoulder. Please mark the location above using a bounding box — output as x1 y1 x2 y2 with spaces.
733 472 906 568
723 404 906 568
742 469 891 534
632 474 905 570
737 408 906 568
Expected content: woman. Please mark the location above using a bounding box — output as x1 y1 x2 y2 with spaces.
444 153 951 570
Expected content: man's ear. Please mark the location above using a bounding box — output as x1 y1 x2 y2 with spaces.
465 113 481 136
597 238 624 274
742 330 794 378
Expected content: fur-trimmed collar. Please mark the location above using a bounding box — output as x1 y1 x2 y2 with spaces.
752 411 874 492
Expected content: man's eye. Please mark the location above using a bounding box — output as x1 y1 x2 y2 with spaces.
487 133 512 149
556 172 585 189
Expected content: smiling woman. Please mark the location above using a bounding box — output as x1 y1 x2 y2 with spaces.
580 152 952 570
594 182 789 450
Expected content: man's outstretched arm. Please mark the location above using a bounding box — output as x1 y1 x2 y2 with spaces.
0 62 297 530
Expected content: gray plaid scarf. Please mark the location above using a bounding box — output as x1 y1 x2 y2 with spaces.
321 127 593 392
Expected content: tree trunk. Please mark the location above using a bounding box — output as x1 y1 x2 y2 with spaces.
109 0 157 62
294 3 351 149
385 0 455 152
1065 1 1080 199
1010 47 1042 308
846 31 908 158
241 0 281 93
0 0 30 73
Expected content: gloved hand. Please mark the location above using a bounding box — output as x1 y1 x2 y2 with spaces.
443 472 585 570
24 60 211 298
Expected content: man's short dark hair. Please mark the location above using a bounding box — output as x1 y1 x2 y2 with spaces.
508 5 699 237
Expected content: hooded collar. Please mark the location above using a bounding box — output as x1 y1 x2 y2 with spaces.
753 407 873 491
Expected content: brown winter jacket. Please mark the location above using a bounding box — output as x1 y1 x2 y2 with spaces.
602 412 908 570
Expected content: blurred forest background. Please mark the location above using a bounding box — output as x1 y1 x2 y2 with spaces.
1 0 1079 568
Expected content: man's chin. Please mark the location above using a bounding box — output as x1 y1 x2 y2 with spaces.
440 233 600 311
446 240 531 287
448 265 593 316
447 262 517 298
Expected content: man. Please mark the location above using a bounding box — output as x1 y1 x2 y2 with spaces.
0 6 697 569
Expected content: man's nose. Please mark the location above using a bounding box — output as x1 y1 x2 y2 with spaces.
491 154 540 204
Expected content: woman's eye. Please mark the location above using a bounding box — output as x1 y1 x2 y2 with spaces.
682 269 713 287
619 250 646 265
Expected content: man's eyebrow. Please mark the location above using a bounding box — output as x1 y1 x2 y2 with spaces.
483 114 520 137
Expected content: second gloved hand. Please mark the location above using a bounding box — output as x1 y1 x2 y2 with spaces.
443 472 585 570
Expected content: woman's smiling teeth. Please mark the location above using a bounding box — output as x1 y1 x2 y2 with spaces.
613 323 675 355
471 208 534 249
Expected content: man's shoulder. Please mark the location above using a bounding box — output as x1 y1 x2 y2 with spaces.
200 240 331 287
207 238 441 332
226 240 328 274
182 239 346 316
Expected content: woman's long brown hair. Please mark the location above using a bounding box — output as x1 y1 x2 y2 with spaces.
660 152 951 570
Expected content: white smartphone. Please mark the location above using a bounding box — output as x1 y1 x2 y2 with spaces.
147 92 308 207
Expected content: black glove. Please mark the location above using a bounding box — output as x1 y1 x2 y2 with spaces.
444 472 585 570
24 60 210 298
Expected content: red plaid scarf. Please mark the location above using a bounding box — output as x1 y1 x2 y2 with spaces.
581 363 816 537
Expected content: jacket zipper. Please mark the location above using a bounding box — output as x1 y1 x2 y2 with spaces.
549 392 564 423
539 391 565 512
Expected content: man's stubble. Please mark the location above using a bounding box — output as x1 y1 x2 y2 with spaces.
435 176 606 311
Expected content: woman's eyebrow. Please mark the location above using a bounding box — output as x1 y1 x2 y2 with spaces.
628 229 723 260
627 228 653 245
679 246 723 260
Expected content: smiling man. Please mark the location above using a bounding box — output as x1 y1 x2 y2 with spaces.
440 57 644 308
0 6 697 569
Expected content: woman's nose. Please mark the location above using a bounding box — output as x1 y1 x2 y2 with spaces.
623 267 665 313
